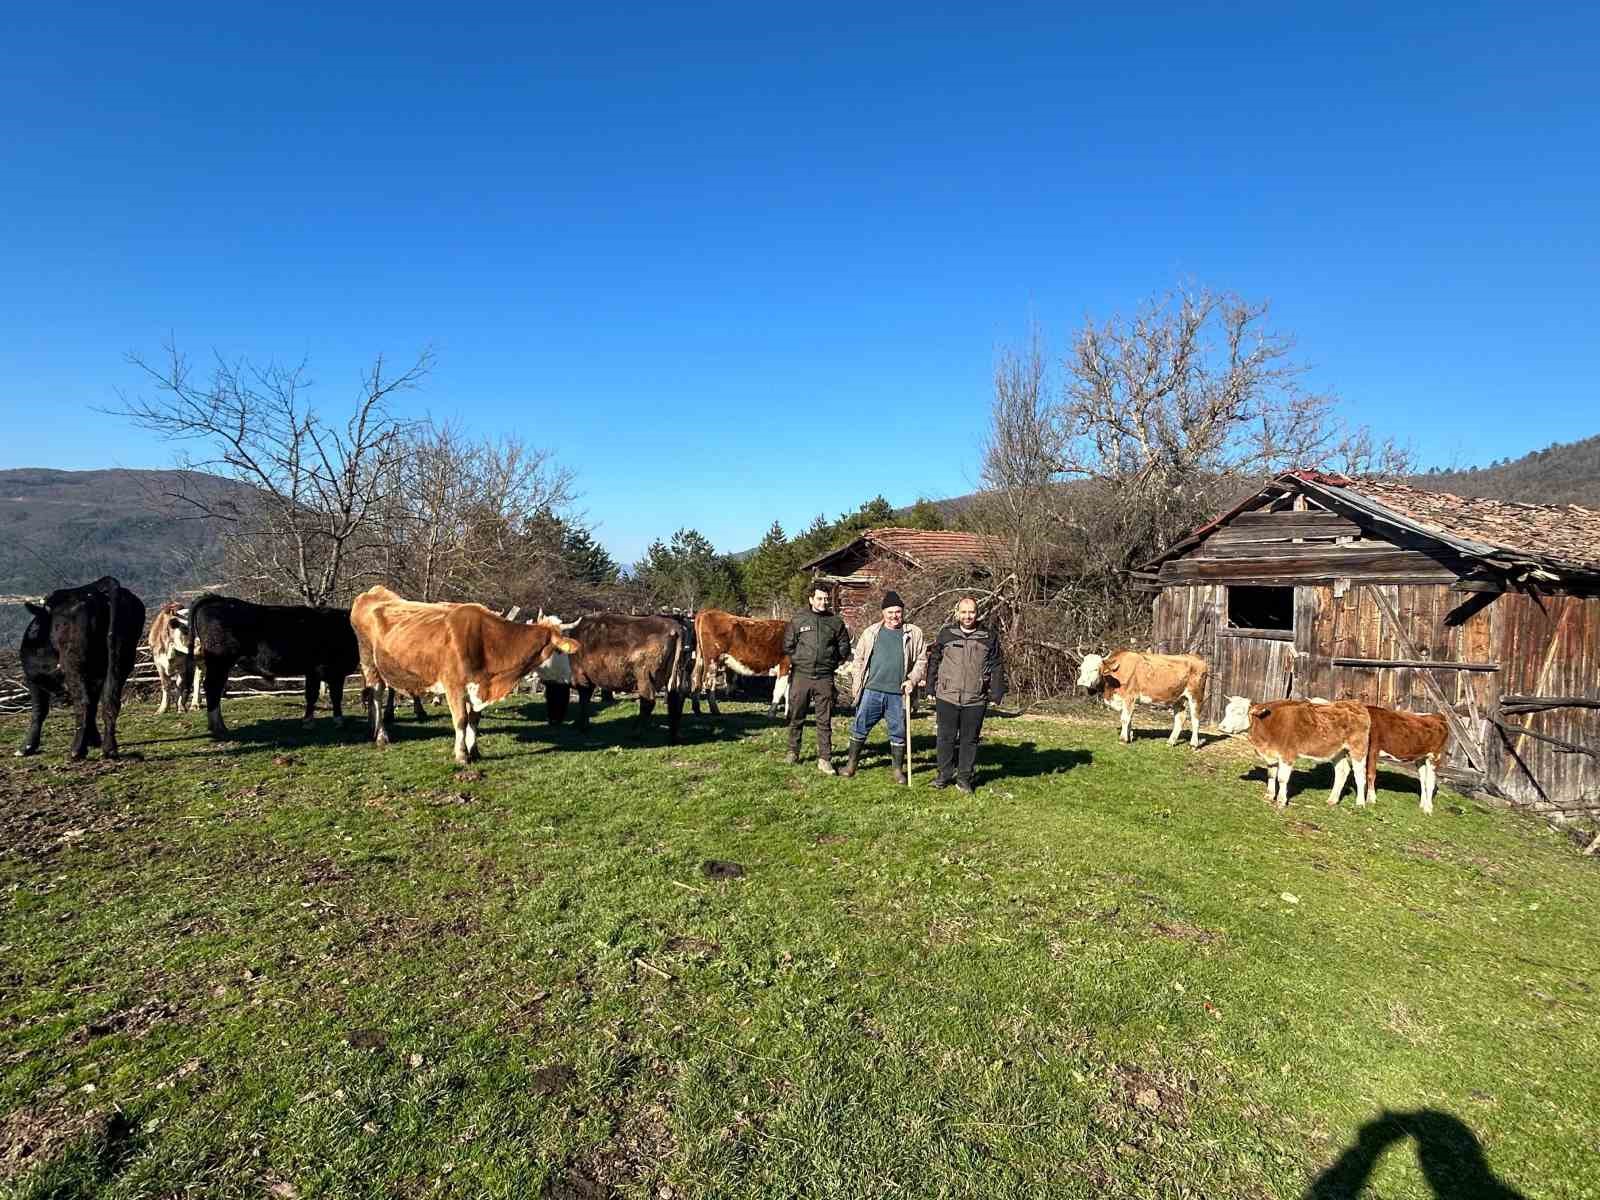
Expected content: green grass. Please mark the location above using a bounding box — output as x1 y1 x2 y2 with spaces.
1 694 1596 1199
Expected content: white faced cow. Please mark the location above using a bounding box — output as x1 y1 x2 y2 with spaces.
1220 696 1372 810
147 601 193 714
1078 650 1209 748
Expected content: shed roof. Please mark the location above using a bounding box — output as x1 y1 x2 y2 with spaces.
1147 471 1600 582
799 527 1004 574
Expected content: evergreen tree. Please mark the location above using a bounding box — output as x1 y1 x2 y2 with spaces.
906 498 945 530
742 521 799 607
561 525 619 586
633 528 745 611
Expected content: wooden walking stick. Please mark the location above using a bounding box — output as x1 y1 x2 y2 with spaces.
903 686 914 785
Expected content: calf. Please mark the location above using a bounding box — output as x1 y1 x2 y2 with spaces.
147 601 193 714
691 609 791 717
350 586 579 764
1219 696 1371 809
16 575 145 759
181 593 361 739
1335 706 1450 814
539 613 690 742
1078 650 1209 747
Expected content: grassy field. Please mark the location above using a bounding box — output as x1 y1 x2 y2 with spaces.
1 692 1596 1199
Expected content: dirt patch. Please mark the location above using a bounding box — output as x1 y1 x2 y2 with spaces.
346 1028 388 1051
453 768 485 783
1287 820 1325 836
271 754 299 767
1151 920 1223 944
813 833 846 846
0 774 146 863
0 1103 109 1182
1110 1063 1193 1129
530 1064 577 1097
663 936 721 959
72 998 187 1044
298 857 353 886
701 860 745 880
574 1096 676 1193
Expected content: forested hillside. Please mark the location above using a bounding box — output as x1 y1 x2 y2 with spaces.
1415 433 1600 508
0 469 240 640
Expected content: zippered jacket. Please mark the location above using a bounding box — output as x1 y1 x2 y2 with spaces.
783 610 853 678
847 620 928 705
926 624 1006 707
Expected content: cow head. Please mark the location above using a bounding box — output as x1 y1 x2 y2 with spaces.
1219 695 1255 735
1077 653 1105 690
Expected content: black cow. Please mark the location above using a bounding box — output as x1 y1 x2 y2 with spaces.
16 575 146 760
181 593 360 739
538 613 692 741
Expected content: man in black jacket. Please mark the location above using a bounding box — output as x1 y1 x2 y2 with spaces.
925 596 1006 793
782 582 855 774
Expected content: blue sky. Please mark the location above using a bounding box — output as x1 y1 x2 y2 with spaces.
3 3 1596 562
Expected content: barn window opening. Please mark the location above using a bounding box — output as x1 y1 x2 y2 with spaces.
1227 585 1293 632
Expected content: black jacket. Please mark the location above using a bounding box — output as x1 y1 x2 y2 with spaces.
783 609 853 678
926 624 1006 707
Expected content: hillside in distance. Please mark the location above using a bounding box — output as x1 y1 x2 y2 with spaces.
1416 433 1600 509
0 468 242 641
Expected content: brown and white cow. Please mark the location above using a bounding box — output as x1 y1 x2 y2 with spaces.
1078 651 1209 747
350 586 579 765
147 601 193 714
1329 706 1450 814
691 609 791 718
1220 696 1372 809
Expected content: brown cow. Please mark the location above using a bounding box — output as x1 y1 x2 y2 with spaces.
537 613 690 742
147 601 193 714
1331 706 1450 814
691 609 791 718
350 586 579 764
1220 696 1371 809
1078 651 1209 747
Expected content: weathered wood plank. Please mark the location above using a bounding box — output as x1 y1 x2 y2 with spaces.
1228 511 1364 535
1219 628 1293 642
1330 657 1500 672
1369 586 1489 773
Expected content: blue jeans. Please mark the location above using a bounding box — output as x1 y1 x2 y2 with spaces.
851 688 907 746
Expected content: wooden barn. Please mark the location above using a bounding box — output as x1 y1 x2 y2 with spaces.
800 527 1004 632
1140 471 1600 814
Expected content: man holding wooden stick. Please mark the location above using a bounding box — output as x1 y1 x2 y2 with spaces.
842 591 926 785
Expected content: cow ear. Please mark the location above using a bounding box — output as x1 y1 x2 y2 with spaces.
25 603 48 621
1255 705 1271 719
554 636 580 655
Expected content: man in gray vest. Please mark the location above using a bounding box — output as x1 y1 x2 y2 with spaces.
925 595 1007 793
781 582 855 774
842 590 927 783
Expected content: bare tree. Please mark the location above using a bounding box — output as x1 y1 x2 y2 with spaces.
977 286 1413 699
385 420 577 604
118 339 429 606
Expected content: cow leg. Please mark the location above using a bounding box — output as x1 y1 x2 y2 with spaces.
636 697 655 737
769 672 790 720
368 683 389 745
1120 699 1134 744
16 686 50 757
688 659 704 717
446 689 471 765
1351 757 1369 807
1186 692 1201 748
667 691 685 744
464 709 482 763
327 674 346 721
176 658 190 712
155 665 171 715
203 654 230 738
101 673 126 760
575 686 594 728
1420 759 1436 815
68 686 95 761
302 672 321 728
545 682 570 725
1274 761 1293 810
1329 757 1350 806
1167 709 1184 746
412 693 427 720
1263 757 1279 805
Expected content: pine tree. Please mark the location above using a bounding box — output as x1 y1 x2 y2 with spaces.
906 498 945 530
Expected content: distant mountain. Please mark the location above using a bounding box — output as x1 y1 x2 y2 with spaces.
1411 434 1600 509
0 468 246 641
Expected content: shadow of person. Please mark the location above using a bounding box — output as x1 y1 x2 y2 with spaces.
1304 1109 1527 1199
978 741 1093 779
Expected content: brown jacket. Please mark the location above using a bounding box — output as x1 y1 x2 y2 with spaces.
848 620 928 705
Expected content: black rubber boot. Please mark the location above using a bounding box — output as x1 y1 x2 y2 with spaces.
842 738 865 778
890 742 907 785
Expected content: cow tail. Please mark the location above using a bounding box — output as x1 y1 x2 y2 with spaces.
102 577 125 695
182 592 217 707
669 627 691 696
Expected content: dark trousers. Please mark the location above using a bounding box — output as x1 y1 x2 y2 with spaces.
935 699 987 785
788 674 837 759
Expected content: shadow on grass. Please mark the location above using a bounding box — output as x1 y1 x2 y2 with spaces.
1240 761 1427 805
1305 1109 1527 1199
976 740 1093 780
